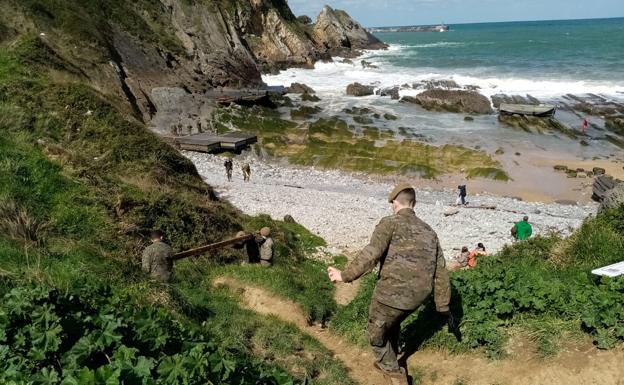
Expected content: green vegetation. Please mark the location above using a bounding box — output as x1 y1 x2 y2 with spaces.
214 107 508 180
8 0 184 56
0 284 292 385
467 167 511 181
330 209 624 358
0 36 354 384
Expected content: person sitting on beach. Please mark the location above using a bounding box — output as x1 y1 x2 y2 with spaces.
467 243 486 268
448 246 470 271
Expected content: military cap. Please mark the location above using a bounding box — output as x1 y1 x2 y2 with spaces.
260 227 271 237
388 183 415 203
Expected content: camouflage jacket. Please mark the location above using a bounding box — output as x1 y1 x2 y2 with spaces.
341 208 451 311
141 241 174 282
259 237 274 261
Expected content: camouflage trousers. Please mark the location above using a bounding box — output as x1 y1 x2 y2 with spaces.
368 299 413 373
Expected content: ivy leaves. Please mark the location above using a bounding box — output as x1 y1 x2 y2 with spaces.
0 285 291 385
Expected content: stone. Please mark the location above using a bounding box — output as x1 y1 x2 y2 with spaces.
378 86 400 99
383 113 398 121
283 214 297 223
553 165 568 171
360 60 378 69
346 82 374 97
301 92 321 102
288 82 315 94
600 183 624 212
401 89 493 114
464 116 474 121
593 167 606 176
495 148 505 155
312 5 388 57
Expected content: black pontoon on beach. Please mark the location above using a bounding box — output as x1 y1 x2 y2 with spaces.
499 103 556 117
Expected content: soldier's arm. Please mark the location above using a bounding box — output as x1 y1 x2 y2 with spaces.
141 249 152 273
341 218 394 283
433 238 451 312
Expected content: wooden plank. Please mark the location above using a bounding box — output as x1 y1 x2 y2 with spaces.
173 234 254 260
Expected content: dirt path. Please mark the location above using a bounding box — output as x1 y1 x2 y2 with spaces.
213 277 387 385
215 277 624 385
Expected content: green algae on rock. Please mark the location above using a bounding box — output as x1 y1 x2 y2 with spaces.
213 107 508 180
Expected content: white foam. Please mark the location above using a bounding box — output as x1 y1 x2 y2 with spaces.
264 45 624 100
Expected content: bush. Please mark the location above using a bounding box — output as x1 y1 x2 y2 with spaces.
0 284 293 384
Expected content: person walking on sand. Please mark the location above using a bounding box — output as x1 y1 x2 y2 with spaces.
327 183 452 385
224 158 233 182
512 216 533 241
457 184 467 205
581 118 589 135
141 230 174 282
242 162 251 182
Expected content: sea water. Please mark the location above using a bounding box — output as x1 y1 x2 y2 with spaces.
262 18 624 171
265 18 624 99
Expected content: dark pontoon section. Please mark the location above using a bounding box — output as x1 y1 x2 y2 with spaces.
172 132 257 153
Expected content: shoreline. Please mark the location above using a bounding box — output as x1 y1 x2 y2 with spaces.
185 151 596 257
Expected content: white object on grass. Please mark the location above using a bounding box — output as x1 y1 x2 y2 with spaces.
591 261 624 277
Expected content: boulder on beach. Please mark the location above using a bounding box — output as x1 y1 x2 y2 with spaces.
283 215 297 223
402 89 493 114
288 82 315 94
600 183 624 212
346 82 374 97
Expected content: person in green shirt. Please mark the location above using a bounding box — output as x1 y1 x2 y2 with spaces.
513 216 533 241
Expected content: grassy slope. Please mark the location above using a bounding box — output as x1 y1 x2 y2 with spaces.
0 35 352 384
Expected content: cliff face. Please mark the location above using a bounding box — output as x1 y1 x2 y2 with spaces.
0 0 385 133
312 6 388 57
234 2 387 71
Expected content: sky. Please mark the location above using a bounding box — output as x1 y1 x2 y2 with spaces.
287 0 624 27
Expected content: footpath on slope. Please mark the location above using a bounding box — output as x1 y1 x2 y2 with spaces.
215 276 624 385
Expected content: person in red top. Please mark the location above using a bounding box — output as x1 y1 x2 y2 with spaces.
581 118 589 135
467 242 487 268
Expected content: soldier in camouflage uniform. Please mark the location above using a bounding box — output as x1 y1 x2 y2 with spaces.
327 183 451 385
258 227 274 267
141 230 174 282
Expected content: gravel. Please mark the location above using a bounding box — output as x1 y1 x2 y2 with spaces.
185 151 597 259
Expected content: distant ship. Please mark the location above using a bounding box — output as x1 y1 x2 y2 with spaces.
367 24 449 33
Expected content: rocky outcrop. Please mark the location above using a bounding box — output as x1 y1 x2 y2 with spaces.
600 183 624 212
402 90 493 114
233 0 324 72
346 83 374 97
288 83 315 94
2 1 385 134
312 6 387 57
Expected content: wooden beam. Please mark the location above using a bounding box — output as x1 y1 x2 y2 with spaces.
173 234 254 261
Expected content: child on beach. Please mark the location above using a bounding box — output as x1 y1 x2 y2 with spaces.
468 243 487 268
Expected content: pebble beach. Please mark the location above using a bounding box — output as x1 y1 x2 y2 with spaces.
185 152 597 259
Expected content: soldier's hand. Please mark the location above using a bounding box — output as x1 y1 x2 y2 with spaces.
327 267 343 283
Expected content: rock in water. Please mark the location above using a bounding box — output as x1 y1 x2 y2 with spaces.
312 6 388 57
346 83 374 97
288 83 316 94
402 89 493 114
